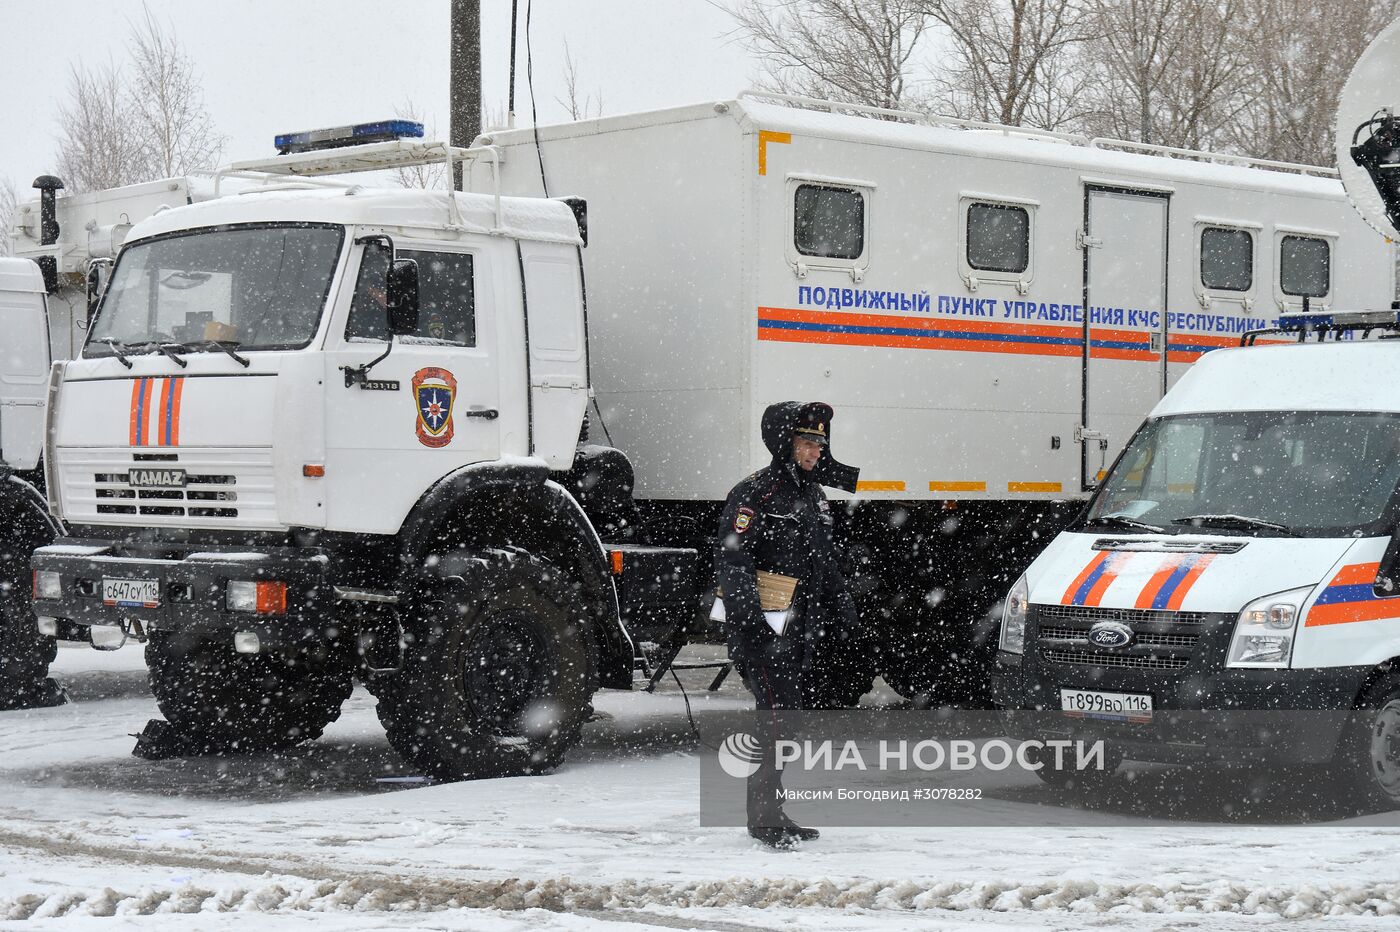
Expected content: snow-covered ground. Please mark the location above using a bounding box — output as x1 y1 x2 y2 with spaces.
4 644 1400 930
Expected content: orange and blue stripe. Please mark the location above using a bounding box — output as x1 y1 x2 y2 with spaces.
757 307 1246 363
128 377 186 447
1133 554 1216 611
1306 563 1398 627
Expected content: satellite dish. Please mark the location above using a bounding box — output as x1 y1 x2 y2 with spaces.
1337 17 1400 239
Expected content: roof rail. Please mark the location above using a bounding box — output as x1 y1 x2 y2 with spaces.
208 139 506 231
1241 308 1400 345
739 89 1335 178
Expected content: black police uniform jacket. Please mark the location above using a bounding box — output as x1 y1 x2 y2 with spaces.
715 402 860 671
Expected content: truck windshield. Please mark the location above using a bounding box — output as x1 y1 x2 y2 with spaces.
86 224 344 355
1087 411 1400 537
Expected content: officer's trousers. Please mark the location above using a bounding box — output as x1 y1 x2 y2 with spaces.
740 636 803 829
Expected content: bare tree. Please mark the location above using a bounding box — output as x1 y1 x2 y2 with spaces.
1224 0 1399 166
55 59 148 193
53 5 221 193
0 177 16 258
723 0 935 110
555 40 604 120
390 99 449 190
925 0 1098 129
126 5 223 177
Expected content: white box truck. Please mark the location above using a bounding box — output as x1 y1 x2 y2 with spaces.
469 93 1394 702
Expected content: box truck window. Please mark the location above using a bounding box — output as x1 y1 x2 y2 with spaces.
346 249 475 347
1280 235 1331 298
966 203 1030 274
794 184 864 259
1200 227 1254 291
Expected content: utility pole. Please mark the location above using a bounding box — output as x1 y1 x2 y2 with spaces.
449 0 481 189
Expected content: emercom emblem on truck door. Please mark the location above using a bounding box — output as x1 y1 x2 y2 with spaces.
412 367 456 448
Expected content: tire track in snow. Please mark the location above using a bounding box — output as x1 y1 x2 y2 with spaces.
4 828 1400 920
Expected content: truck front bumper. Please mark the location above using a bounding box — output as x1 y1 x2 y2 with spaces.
31 537 335 648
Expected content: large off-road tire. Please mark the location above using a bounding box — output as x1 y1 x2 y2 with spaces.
146 632 353 754
0 477 64 710
1339 675 1400 811
375 551 593 781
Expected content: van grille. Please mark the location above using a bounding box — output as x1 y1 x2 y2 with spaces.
1043 649 1190 671
1037 604 1210 626
1037 624 1198 649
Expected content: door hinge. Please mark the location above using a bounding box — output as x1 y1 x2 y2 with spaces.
1077 228 1103 250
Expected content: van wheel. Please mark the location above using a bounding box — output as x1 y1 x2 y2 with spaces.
146 632 353 753
376 551 592 781
1344 676 1400 810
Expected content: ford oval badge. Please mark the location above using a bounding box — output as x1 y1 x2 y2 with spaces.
1087 620 1134 649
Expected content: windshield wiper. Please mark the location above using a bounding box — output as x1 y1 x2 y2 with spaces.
1172 514 1297 535
194 340 251 367
1086 514 1164 533
155 343 189 369
92 338 133 369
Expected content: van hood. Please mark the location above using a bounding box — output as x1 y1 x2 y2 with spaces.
1026 532 1360 615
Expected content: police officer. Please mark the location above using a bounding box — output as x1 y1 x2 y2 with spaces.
715 400 861 848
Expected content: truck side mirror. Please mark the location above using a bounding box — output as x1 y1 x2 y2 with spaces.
83 259 112 329
386 258 419 335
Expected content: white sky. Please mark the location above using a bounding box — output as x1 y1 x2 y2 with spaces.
0 0 761 190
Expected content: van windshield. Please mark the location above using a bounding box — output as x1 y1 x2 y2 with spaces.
1086 411 1400 537
86 224 344 355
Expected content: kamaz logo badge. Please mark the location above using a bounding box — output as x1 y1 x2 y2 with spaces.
1087 621 1133 649
128 468 187 489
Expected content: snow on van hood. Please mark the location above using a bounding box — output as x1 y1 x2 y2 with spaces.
1026 532 1359 615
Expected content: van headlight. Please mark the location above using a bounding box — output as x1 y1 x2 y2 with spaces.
999 574 1030 655
1226 586 1313 668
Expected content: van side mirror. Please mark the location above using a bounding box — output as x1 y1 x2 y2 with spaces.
1377 530 1400 596
386 258 419 335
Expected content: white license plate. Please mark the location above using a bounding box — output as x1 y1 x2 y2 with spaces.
102 577 160 609
1060 688 1153 722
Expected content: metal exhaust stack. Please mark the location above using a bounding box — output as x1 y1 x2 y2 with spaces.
32 175 65 294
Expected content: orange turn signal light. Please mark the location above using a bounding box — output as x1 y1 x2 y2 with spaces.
303 464 326 478
257 581 287 615
610 550 624 575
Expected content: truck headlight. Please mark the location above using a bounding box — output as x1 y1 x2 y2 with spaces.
999 574 1030 655
33 570 62 601
1227 586 1313 668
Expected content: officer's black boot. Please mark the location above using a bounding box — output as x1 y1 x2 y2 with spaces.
775 813 819 841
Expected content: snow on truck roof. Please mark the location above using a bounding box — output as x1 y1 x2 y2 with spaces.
0 257 46 294
123 184 583 247
1153 341 1400 418
478 93 1347 201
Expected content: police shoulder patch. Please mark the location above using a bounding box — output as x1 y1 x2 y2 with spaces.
734 506 755 533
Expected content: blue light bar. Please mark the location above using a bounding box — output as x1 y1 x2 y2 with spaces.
274 120 425 155
1277 309 1400 330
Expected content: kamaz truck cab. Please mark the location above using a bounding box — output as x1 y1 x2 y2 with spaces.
30 125 694 777
993 311 1400 804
